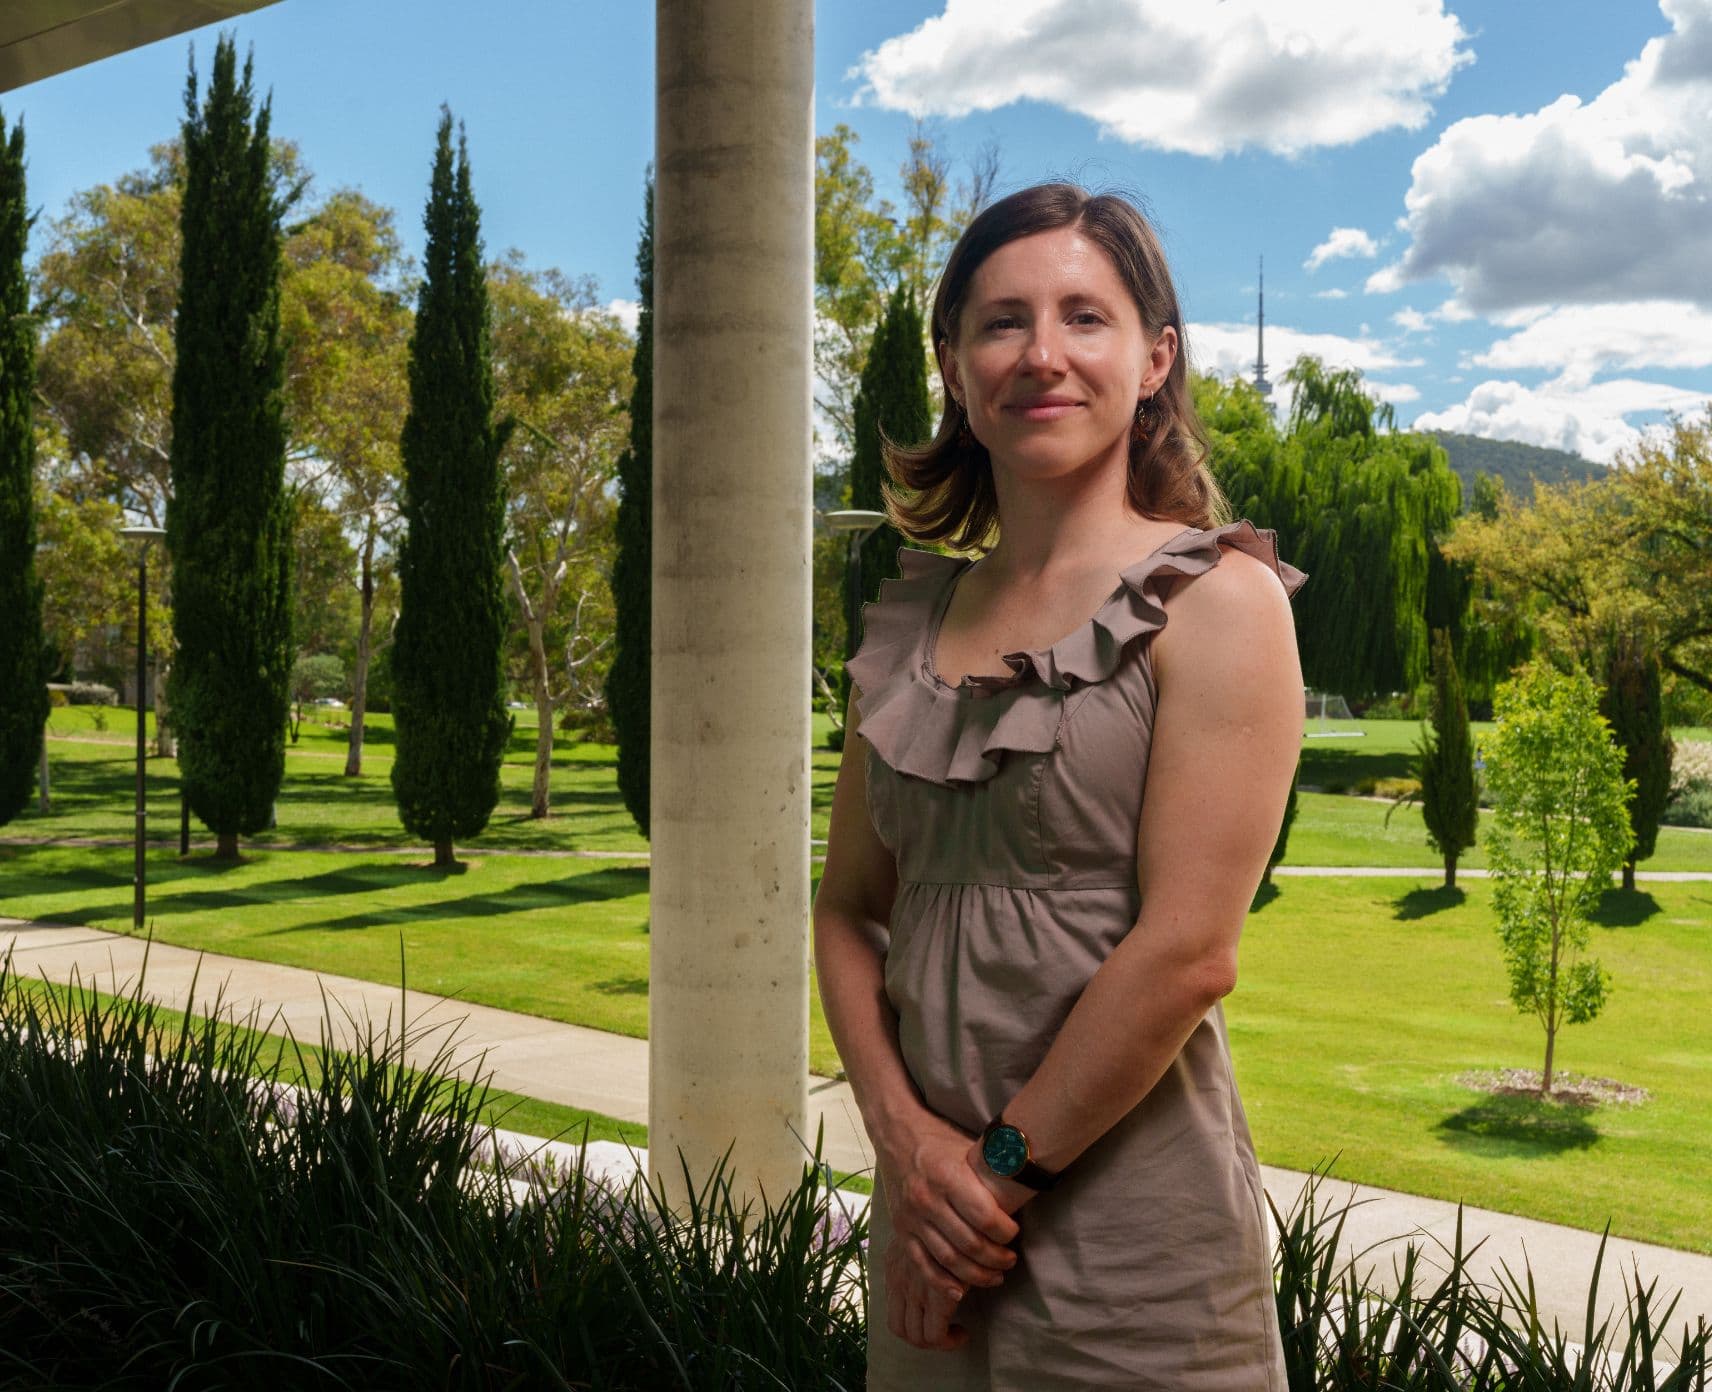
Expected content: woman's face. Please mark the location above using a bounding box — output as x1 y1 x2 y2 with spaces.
939 224 1176 477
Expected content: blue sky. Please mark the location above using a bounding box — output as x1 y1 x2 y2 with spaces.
9 0 1710 463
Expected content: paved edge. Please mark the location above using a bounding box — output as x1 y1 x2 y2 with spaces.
0 915 1707 1337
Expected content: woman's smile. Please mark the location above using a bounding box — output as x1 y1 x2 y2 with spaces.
1009 395 1083 421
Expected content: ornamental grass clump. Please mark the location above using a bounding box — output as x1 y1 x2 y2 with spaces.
0 951 867 1389
1 950 1703 1388
1271 1164 1708 1390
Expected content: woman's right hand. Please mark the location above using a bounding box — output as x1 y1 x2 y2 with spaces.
878 1110 1021 1345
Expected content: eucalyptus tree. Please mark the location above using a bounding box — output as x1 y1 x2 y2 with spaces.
489 254 631 818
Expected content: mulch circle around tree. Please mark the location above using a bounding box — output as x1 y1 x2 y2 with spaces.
1457 1068 1649 1108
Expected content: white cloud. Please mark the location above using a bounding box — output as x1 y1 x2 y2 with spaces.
1412 377 1710 463
605 298 641 336
1392 307 1431 334
851 0 1473 158
1304 226 1379 271
1364 263 1405 295
1369 381 1422 404
1193 321 1421 379
1313 288 1350 300
1194 320 1422 422
1472 300 1712 387
1382 0 1712 312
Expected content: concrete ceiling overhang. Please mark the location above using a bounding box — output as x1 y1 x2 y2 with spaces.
1 0 282 93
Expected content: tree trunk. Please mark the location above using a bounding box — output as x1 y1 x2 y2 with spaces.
433 838 455 867
1542 1026 1555 1096
215 829 238 860
528 614 553 819
1622 858 1636 892
1444 852 1458 890
344 537 376 778
152 662 177 758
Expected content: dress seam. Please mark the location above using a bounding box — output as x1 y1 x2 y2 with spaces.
896 878 1134 890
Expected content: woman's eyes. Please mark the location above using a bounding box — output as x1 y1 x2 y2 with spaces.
985 310 1106 331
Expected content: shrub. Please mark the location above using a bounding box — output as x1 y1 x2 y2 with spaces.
0 954 868 1390
47 688 69 708
64 681 117 706
2 958 1705 1389
1669 740 1712 801
1663 778 1712 830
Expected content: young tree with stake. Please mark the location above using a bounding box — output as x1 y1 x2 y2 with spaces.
1482 659 1633 1093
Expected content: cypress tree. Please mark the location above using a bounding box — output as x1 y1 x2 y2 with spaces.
607 171 653 838
391 109 511 868
847 284 929 712
1264 752 1300 887
1600 631 1673 893
165 39 295 860
1416 626 1479 888
0 110 49 827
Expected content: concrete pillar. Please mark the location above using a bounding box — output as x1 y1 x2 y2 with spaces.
650 0 814 1209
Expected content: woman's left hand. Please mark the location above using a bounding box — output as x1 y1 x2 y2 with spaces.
962 1137 1039 1217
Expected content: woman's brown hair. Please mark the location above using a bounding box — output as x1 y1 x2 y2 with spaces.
880 182 1229 553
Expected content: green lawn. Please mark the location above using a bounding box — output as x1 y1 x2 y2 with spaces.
1230 874 1712 1253
17 705 1712 869
4 709 1710 1250
2 843 1707 1251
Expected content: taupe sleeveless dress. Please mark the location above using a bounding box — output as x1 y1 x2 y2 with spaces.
846 519 1308 1391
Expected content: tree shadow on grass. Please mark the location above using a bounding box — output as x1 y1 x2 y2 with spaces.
276 865 651 934
28 862 476 926
1436 1091 1602 1158
592 975 649 996
1590 887 1661 928
1393 883 1465 920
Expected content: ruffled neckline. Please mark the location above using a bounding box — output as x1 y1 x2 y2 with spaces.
846 518 1308 787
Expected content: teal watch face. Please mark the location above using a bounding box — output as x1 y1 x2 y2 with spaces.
983 1123 1028 1177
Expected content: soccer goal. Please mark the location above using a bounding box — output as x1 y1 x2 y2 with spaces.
1304 688 1364 738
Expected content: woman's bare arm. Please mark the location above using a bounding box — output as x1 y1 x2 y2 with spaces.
813 691 1020 1347
971 549 1303 1194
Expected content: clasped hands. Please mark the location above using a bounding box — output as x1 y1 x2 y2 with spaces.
879 1112 1039 1352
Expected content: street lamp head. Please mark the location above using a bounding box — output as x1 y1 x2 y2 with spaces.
120 524 168 544
817 508 888 539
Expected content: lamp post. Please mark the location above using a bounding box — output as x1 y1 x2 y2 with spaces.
818 508 888 699
120 524 166 931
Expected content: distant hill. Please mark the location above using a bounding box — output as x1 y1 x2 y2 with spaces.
1430 431 1605 505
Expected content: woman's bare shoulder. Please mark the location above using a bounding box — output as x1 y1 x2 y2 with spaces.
1153 545 1298 675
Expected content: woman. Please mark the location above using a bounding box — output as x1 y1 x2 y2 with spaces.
812 182 1306 1390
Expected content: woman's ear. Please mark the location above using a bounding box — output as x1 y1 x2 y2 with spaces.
1142 324 1178 398
936 335 963 406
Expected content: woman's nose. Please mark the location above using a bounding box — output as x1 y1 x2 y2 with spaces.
1023 325 1066 372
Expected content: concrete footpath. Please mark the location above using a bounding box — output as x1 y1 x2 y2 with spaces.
2 915 1708 1340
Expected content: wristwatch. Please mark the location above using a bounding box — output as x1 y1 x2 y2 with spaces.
979 1114 1060 1191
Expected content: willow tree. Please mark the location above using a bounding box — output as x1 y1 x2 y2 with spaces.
0 109 48 826
1281 358 1463 701
390 110 511 867
165 38 295 859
